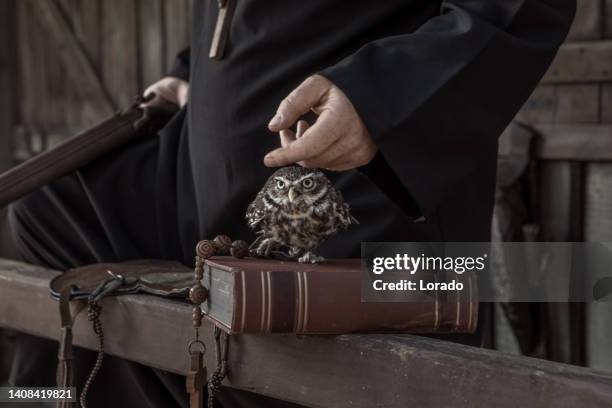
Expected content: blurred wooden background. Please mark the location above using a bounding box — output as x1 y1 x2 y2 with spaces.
0 0 612 376
515 1 612 372
0 0 191 166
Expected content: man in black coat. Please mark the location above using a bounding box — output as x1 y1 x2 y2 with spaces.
8 0 574 406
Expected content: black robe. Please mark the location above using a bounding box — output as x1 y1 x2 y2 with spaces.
7 1 574 407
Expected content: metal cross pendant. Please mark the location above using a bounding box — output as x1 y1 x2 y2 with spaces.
209 0 234 60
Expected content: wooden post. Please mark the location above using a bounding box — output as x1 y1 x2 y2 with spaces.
29 0 115 123
0 0 16 172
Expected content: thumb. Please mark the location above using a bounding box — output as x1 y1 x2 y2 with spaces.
268 75 329 132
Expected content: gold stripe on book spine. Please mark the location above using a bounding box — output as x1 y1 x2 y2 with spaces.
266 271 273 333
295 271 303 333
240 271 247 332
259 272 266 333
302 272 309 332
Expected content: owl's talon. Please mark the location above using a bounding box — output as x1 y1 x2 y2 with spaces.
270 250 296 261
298 252 325 264
250 237 281 258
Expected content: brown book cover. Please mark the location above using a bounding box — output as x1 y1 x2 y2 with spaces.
202 257 478 334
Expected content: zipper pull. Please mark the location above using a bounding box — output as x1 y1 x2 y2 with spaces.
209 0 234 60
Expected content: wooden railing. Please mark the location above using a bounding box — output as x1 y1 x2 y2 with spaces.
1 258 612 407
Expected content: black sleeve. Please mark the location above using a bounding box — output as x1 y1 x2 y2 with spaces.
359 153 423 220
321 0 575 217
168 48 191 82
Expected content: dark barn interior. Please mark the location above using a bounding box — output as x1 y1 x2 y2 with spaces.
0 1 612 407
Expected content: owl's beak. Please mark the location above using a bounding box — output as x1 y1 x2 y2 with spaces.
288 187 300 203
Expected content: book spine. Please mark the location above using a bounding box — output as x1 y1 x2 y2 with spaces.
233 269 477 334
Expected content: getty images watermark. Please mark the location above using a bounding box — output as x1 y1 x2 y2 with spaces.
370 252 487 292
361 242 612 302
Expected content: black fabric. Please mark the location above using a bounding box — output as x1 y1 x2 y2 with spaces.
358 153 422 220
169 48 191 82
7 111 301 408
182 0 573 249
8 1 574 407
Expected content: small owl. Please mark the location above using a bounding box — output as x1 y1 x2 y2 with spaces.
246 166 357 263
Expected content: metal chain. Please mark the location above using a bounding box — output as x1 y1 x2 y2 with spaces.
193 237 239 408
80 300 104 408
207 326 229 408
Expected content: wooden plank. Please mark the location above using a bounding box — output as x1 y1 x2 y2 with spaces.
19 0 50 158
29 0 114 123
1 260 612 407
164 0 190 72
533 124 612 160
517 85 600 125
55 0 80 132
0 0 16 172
554 84 600 123
66 0 102 131
585 163 612 242
70 0 101 66
17 1 44 133
101 0 139 108
516 85 556 124
42 13 69 135
14 2 34 163
584 163 612 371
602 83 612 123
138 0 165 90
606 0 612 38
567 0 603 41
538 162 586 364
542 41 612 84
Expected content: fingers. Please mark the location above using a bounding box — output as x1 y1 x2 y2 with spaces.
296 120 309 138
141 77 189 107
318 144 377 171
280 129 296 147
146 87 177 106
279 119 309 147
265 110 339 167
268 75 330 132
175 81 190 107
266 76 378 171
298 132 363 170
267 117 377 170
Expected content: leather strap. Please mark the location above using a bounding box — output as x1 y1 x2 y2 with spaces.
186 351 206 408
56 287 84 408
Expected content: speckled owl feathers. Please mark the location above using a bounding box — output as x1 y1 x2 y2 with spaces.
246 166 356 263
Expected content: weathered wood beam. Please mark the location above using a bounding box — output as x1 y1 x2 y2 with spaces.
542 41 612 84
29 0 115 122
1 259 612 407
565 0 603 41
533 125 612 160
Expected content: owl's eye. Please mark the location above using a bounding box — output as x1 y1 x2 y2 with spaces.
276 179 285 189
301 178 314 190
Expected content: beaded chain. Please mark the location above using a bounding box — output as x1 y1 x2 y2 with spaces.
187 235 249 408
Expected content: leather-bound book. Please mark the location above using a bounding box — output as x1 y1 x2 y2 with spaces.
202 257 478 334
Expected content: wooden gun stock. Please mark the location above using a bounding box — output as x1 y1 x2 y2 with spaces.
0 104 176 209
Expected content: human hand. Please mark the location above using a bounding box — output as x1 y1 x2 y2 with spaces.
142 77 189 108
265 75 377 171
